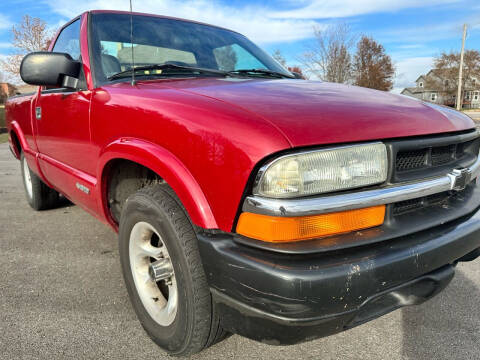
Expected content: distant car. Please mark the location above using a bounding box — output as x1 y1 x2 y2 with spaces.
6 10 480 356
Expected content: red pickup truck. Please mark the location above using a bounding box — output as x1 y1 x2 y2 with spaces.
6 10 480 356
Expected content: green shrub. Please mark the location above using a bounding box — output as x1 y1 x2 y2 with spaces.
0 107 5 128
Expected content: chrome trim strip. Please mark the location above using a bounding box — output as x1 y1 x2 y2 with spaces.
243 157 480 217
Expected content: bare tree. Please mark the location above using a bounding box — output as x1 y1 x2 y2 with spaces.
272 50 307 78
353 36 394 91
299 23 356 83
213 45 238 71
272 50 287 68
425 50 480 107
0 15 54 81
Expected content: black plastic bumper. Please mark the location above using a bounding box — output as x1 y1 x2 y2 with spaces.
197 209 480 345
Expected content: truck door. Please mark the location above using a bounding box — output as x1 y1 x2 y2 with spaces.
34 18 98 212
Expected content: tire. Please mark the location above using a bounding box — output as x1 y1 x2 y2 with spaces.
118 184 227 356
20 152 61 211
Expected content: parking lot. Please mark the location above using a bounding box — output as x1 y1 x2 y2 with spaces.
0 142 479 360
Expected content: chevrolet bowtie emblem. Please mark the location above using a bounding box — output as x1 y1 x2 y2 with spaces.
448 168 472 191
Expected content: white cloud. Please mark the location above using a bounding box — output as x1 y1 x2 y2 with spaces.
44 0 320 44
271 0 459 19
48 19 70 33
391 56 433 93
0 14 12 31
396 44 424 50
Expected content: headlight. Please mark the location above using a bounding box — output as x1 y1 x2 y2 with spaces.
255 142 388 198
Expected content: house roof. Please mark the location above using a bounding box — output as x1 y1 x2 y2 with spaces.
414 75 426 83
15 84 37 94
401 87 437 94
0 82 18 97
402 67 479 96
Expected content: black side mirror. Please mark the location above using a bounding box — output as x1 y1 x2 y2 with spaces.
20 52 81 89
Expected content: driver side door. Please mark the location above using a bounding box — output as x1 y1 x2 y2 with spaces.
35 17 98 212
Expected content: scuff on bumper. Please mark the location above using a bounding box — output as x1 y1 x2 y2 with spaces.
197 208 480 344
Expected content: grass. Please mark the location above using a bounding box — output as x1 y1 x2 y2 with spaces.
0 133 8 144
0 107 5 128
0 106 7 144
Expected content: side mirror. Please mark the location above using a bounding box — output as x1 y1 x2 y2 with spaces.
20 52 81 89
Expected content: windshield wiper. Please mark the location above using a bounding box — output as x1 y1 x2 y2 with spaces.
108 64 228 80
227 68 295 79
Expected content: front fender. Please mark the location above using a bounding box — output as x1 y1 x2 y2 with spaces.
97 137 218 230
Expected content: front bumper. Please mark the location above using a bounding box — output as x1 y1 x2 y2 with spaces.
197 208 480 345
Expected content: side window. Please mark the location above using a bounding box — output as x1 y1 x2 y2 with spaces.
53 20 81 60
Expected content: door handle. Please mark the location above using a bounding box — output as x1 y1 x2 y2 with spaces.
35 107 41 120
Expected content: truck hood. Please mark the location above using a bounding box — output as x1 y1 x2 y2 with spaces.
143 78 475 148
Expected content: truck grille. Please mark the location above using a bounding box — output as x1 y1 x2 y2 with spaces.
396 150 427 171
390 131 480 183
396 143 468 172
392 187 469 216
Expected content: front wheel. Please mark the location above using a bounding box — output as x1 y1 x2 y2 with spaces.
118 184 227 356
20 152 61 210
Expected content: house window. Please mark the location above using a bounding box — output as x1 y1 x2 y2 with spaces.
419 82 424 88
474 92 479 101
431 93 437 102
465 91 471 100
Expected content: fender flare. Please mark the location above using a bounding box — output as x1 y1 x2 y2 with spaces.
9 121 29 158
97 137 218 230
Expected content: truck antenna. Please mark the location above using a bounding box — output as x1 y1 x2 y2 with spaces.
129 0 136 86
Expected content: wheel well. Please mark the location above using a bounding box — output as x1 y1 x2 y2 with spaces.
10 131 21 157
104 159 163 224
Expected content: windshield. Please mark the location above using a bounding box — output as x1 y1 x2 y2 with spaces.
90 13 292 84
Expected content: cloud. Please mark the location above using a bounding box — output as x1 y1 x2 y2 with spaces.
391 56 433 93
44 0 320 44
0 14 12 31
396 44 424 50
270 0 460 19
48 19 70 34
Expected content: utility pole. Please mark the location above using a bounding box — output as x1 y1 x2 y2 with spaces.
456 24 467 111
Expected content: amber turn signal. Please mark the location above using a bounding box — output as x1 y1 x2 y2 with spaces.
236 205 386 243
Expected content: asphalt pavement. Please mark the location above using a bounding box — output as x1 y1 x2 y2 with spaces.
0 142 479 360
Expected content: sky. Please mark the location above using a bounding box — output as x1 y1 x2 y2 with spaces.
0 0 479 92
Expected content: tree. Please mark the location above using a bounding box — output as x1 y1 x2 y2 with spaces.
425 50 480 107
0 15 53 81
288 66 306 79
299 23 355 83
272 50 307 78
353 36 394 91
272 50 287 68
214 45 238 71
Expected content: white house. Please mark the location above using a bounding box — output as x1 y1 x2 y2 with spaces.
401 70 479 109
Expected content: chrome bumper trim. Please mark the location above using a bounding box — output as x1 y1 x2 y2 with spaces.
243 157 480 217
